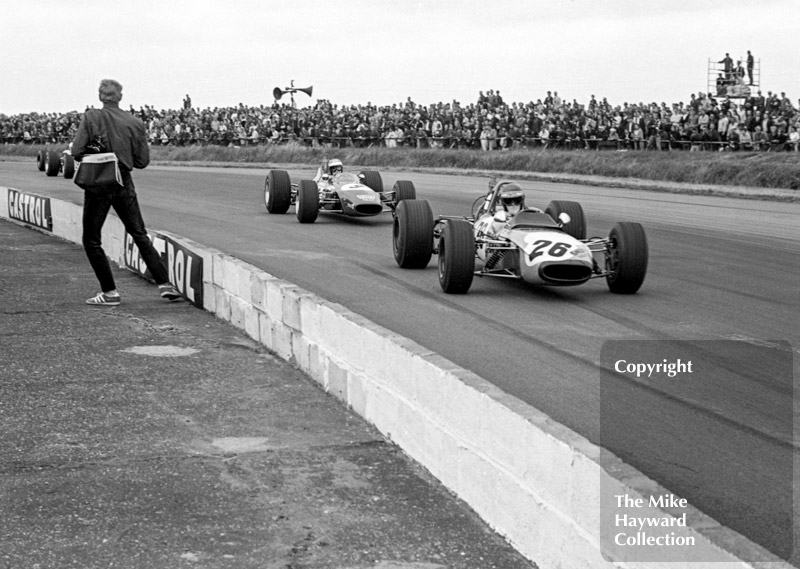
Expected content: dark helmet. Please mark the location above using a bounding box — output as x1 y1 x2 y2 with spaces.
498 183 525 212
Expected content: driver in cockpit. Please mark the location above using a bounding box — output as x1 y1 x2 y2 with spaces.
486 182 526 232
314 158 344 183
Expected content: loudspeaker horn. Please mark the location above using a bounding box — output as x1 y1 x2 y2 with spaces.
273 85 313 101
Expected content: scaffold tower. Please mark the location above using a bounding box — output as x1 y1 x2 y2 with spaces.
708 54 760 98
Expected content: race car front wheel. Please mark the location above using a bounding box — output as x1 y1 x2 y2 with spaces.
438 220 475 294
545 200 586 240
360 170 384 193
45 149 60 177
605 222 648 294
393 180 416 203
265 169 292 214
36 151 46 172
296 180 319 223
393 199 433 269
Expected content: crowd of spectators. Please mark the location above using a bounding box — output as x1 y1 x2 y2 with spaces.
2 87 799 152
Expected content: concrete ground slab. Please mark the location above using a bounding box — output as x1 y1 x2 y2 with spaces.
0 219 535 569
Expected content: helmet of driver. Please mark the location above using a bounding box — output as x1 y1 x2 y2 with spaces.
498 183 525 214
328 158 343 175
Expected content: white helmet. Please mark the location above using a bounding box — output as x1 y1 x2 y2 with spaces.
498 183 525 215
328 158 343 175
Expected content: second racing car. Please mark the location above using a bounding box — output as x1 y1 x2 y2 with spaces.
37 146 75 179
263 159 417 223
392 179 649 295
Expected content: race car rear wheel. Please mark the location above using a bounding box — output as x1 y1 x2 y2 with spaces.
438 220 475 294
545 200 586 240
45 150 60 177
36 151 46 171
393 180 416 203
360 170 384 193
605 222 648 294
296 180 319 224
393 199 434 269
265 169 292 213
62 154 75 179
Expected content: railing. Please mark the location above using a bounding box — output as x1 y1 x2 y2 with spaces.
1 135 66 145
3 134 797 152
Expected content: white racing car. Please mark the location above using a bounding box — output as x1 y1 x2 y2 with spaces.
392 179 649 294
264 159 417 223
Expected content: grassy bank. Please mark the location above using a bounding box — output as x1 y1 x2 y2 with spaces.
3 143 799 190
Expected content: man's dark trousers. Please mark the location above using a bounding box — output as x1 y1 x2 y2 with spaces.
82 169 169 292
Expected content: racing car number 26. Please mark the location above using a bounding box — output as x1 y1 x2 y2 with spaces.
524 238 572 263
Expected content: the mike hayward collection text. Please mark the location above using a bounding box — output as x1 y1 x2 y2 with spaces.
613 493 696 547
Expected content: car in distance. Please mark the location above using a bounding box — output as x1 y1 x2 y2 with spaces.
263 163 417 223
37 147 75 179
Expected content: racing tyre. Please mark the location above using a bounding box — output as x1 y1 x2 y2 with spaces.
393 199 434 269
265 169 292 213
296 180 319 223
605 222 648 294
393 180 416 203
62 154 75 179
438 220 475 294
36 151 46 171
360 170 383 193
545 200 586 240
45 150 60 177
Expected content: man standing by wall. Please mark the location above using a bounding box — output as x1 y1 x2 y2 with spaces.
71 79 181 306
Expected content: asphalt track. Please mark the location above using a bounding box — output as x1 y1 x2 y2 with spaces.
4 160 799 564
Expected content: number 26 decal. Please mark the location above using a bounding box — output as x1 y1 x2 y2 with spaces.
526 239 572 262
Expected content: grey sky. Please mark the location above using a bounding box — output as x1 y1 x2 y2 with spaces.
3 0 798 114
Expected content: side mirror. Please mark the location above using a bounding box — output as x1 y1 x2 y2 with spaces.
493 211 507 223
558 212 571 224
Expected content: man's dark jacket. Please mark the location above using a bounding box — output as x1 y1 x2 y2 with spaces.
71 102 149 172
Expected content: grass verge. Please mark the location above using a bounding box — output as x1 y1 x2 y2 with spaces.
3 143 798 193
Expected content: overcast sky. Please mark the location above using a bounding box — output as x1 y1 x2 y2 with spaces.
3 0 798 115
